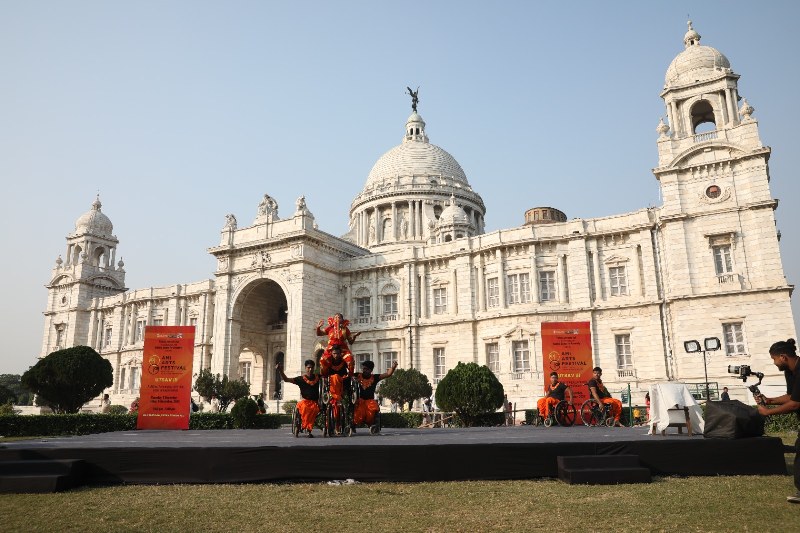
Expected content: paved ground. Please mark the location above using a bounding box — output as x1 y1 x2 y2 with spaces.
1 424 702 449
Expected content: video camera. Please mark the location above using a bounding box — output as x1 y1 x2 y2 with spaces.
727 365 765 404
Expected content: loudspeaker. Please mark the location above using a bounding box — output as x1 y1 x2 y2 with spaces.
704 400 765 439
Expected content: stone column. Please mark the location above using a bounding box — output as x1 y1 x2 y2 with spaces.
497 249 507 309
477 256 485 312
391 202 397 241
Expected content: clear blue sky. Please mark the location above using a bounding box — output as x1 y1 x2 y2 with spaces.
1 2 798 374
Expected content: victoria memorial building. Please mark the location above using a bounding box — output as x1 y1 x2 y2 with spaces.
39 23 797 410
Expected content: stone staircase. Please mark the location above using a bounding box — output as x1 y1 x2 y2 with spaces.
0 459 87 493
557 454 651 485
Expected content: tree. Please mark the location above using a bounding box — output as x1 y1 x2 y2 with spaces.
192 368 250 412
0 374 33 405
0 383 16 405
378 368 432 410
434 362 504 427
21 346 113 414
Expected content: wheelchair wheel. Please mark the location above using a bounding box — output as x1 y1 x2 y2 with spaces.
291 405 301 437
555 401 577 427
580 399 601 427
605 414 615 427
323 403 336 437
370 410 381 435
543 415 553 427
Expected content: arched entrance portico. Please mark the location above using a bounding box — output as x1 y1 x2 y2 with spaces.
230 278 288 399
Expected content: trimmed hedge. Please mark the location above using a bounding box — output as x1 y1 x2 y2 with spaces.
0 413 289 437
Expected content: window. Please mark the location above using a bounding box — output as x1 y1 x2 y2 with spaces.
381 351 397 373
434 348 446 379
55 325 65 347
615 334 633 369
382 294 398 315
355 353 370 368
104 327 113 348
486 343 500 374
507 273 531 304
723 323 747 355
433 288 447 314
713 245 733 275
240 362 252 384
153 318 164 327
190 317 198 327
356 297 371 318
134 319 145 343
539 271 556 302
130 367 141 390
486 277 499 308
609 266 628 296
512 341 530 373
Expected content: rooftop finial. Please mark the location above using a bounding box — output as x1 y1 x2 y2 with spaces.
406 86 419 113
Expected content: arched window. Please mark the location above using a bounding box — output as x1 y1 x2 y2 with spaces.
691 99 716 133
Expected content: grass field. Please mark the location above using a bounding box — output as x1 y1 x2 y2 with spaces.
0 434 796 532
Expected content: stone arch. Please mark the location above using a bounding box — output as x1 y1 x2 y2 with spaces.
229 276 288 398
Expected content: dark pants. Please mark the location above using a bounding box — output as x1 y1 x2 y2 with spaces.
795 432 799 491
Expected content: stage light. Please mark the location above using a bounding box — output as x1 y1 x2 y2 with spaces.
684 340 701 353
704 337 721 351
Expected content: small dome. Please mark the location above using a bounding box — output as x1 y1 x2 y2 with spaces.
75 196 113 237
665 21 731 87
439 198 470 226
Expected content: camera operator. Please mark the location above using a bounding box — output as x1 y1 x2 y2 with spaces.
754 339 800 504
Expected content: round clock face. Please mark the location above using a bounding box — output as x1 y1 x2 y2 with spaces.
705 185 722 199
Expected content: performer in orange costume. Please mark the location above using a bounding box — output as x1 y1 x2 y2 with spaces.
537 371 573 420
276 359 321 437
353 359 397 431
587 367 623 427
320 345 352 430
316 313 360 377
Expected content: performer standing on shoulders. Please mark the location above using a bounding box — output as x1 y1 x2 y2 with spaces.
276 359 321 438
353 359 397 432
316 313 360 377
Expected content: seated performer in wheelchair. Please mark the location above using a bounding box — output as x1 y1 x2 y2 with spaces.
316 313 360 375
537 371 573 424
320 345 352 432
586 366 624 427
353 359 398 433
276 359 320 438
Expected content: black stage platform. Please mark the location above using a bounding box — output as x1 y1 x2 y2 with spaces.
0 426 787 485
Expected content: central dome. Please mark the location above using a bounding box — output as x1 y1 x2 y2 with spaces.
364 112 468 188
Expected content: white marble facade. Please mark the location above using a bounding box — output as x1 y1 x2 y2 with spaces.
41 22 796 410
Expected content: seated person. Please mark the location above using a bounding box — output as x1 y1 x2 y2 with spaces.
316 313 361 367
587 366 623 427
353 359 398 431
276 359 321 438
537 371 573 420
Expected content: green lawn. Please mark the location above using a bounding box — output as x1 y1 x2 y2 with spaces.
0 433 796 532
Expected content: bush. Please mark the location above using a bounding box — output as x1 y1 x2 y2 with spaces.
0 403 18 416
434 362 505 427
378 368 432 411
231 398 259 429
765 413 800 433
379 411 423 428
0 413 137 436
108 405 129 415
282 400 298 415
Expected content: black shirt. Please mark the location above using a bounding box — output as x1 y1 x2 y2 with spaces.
785 368 800 420
586 378 611 399
546 382 568 401
292 375 320 402
354 373 383 400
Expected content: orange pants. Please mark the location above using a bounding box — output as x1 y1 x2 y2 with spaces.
353 399 379 426
537 397 559 418
328 374 346 402
600 398 623 421
297 399 320 431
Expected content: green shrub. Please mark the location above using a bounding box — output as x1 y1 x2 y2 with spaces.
0 413 137 436
378 412 423 428
434 362 504 427
108 405 129 415
231 398 259 429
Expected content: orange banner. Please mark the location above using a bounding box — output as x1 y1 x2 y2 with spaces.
137 326 195 430
540 322 593 407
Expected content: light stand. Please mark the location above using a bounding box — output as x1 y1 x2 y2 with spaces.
683 337 721 401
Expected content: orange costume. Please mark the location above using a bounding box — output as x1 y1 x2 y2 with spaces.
537 381 568 418
317 316 356 376
291 374 321 431
353 373 384 426
587 377 622 422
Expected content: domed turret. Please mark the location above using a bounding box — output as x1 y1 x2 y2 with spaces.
665 21 731 88
74 196 114 237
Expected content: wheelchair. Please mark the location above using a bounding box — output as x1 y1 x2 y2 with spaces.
350 376 382 435
291 403 302 437
579 398 614 427
321 376 353 437
532 400 576 427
